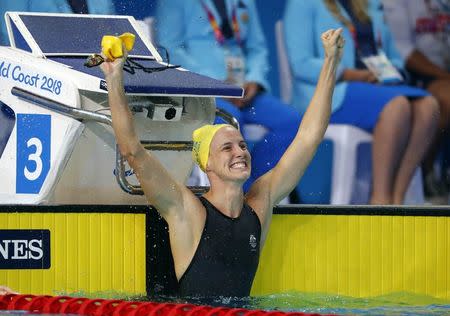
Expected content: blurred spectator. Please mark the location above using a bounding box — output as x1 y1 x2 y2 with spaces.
283 0 439 204
0 0 115 45
156 0 301 190
383 0 450 200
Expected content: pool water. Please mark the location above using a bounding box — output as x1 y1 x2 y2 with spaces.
180 292 450 315
1 292 449 316
242 292 450 315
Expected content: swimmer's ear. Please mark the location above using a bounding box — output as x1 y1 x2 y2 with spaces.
204 155 213 173
205 160 212 173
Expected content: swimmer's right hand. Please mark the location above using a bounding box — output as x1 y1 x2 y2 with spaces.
100 42 129 79
0 286 18 295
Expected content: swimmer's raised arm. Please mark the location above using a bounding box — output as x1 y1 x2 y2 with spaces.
100 51 196 219
247 29 344 239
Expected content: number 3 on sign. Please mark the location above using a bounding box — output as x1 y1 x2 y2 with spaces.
24 137 43 181
16 114 51 195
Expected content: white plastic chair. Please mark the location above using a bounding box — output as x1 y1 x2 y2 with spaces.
274 20 424 205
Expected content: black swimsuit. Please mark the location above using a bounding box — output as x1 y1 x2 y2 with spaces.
178 197 261 297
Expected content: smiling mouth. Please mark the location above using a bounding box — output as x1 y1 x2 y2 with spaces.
230 161 248 170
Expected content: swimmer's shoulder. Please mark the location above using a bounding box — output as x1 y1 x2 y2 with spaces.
162 184 205 221
245 176 272 217
180 185 207 217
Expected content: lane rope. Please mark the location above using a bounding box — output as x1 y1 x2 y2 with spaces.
0 294 338 316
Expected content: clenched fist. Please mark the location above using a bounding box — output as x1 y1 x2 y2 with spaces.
321 28 344 61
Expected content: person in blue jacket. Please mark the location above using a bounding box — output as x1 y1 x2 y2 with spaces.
156 0 301 190
0 0 115 45
283 0 440 205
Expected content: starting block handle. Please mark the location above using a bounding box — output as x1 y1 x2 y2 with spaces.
215 107 240 130
116 108 239 196
11 85 239 197
11 86 112 125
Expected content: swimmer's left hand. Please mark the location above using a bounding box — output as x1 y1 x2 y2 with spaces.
321 28 345 62
0 286 18 295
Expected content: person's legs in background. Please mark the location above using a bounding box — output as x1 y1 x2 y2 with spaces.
370 95 438 205
391 96 439 204
422 79 450 199
328 82 437 205
369 96 412 204
329 83 414 204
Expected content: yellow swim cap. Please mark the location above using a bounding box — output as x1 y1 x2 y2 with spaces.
101 32 135 61
192 124 232 172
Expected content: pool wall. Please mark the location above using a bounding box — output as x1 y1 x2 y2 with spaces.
0 205 449 301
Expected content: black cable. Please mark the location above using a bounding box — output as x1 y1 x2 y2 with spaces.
84 45 180 75
123 58 180 75
122 45 180 74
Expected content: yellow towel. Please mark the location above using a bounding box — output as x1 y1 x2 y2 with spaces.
192 124 231 172
101 32 135 61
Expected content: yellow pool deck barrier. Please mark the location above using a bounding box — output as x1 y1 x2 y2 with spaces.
0 205 449 301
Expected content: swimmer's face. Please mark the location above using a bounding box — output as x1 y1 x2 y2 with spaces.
207 126 251 182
